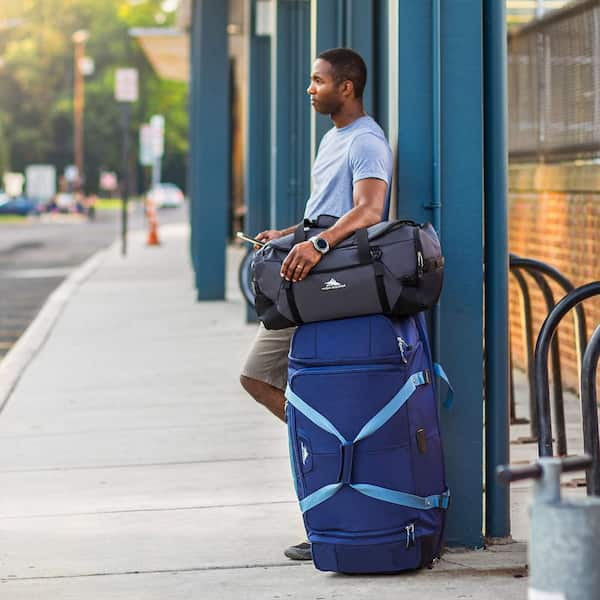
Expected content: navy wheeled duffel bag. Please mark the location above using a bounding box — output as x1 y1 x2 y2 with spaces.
252 215 444 330
285 313 451 573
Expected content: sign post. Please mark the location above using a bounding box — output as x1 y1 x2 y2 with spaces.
115 68 138 257
150 114 165 188
25 165 56 204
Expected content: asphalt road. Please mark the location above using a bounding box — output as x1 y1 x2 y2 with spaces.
0 202 188 362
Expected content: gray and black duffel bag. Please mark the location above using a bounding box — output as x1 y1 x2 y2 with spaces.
252 215 444 330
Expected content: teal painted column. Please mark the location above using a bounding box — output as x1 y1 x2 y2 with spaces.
271 0 311 228
398 0 485 548
245 0 272 321
189 0 230 300
373 0 389 135
310 0 377 154
483 0 510 539
345 0 374 114
311 0 343 150
439 0 485 548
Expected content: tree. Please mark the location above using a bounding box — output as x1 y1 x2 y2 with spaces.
0 0 188 193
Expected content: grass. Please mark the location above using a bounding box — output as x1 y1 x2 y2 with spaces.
95 198 125 211
0 214 27 222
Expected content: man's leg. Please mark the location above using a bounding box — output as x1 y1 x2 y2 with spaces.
239 375 286 422
240 323 294 421
240 324 312 561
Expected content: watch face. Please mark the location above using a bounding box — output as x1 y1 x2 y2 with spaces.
316 238 328 251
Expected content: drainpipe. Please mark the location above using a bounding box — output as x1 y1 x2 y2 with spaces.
431 0 442 367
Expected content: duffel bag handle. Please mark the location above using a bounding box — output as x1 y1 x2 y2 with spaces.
293 214 340 246
355 229 371 265
293 222 371 265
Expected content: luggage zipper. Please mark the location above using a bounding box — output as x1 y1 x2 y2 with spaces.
290 364 402 384
405 523 416 548
397 337 408 363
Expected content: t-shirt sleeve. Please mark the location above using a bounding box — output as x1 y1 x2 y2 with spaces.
348 132 392 186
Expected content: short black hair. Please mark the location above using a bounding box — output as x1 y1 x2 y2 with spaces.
317 47 367 99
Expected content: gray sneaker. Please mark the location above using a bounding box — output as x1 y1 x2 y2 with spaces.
284 541 312 561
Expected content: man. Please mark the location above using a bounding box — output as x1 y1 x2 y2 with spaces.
240 47 393 561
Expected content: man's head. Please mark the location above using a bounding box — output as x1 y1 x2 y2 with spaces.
307 48 367 116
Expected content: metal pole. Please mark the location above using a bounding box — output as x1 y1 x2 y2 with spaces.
121 103 130 257
483 0 510 538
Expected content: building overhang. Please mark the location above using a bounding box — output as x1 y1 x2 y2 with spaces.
129 27 189 83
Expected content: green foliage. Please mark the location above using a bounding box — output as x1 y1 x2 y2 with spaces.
0 0 188 192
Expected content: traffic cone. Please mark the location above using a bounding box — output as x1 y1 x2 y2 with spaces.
146 200 161 246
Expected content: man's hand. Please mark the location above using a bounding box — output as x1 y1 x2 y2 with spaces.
255 229 283 249
281 241 322 282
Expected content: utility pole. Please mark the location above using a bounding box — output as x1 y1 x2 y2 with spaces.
115 68 139 257
72 30 89 190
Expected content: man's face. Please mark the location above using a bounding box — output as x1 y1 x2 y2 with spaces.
306 59 345 115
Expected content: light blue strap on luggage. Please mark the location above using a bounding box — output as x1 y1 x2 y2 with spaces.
353 371 428 442
284 387 346 444
434 362 454 408
286 369 450 514
351 484 450 510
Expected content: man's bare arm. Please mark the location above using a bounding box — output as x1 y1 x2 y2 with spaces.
280 178 387 282
318 178 386 248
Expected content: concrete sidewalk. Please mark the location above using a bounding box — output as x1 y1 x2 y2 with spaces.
0 223 531 598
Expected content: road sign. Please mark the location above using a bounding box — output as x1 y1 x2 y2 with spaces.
139 124 154 166
3 172 24 197
64 165 79 183
99 171 118 192
78 56 95 76
150 115 165 158
25 165 56 202
115 68 138 102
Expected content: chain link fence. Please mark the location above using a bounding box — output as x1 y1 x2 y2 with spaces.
508 0 600 162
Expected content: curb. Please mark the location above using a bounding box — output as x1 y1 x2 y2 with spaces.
0 244 113 414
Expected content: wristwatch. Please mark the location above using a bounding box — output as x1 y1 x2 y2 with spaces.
309 235 330 255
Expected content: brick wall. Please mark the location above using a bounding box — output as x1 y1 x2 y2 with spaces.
509 164 600 392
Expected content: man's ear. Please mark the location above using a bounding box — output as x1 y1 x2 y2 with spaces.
341 79 354 98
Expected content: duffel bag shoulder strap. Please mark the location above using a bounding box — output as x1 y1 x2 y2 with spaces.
359 228 392 314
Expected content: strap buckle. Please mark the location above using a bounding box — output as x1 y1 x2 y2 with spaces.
369 246 382 261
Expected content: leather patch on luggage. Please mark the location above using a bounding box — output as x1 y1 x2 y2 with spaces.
416 428 427 454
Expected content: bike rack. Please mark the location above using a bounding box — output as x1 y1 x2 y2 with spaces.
581 324 600 495
509 263 537 435
534 282 600 471
509 255 588 452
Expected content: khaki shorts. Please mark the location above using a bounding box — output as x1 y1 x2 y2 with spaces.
241 324 295 391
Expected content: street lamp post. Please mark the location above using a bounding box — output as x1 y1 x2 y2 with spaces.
72 29 89 191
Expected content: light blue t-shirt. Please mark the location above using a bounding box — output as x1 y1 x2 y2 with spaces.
303 115 393 221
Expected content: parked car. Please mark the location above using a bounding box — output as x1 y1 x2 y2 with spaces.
147 183 184 208
0 194 38 216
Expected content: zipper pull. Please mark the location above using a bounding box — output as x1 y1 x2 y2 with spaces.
405 523 416 548
397 337 408 364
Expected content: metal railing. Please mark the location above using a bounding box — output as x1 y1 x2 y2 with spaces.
534 281 600 494
508 0 600 162
509 254 588 451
